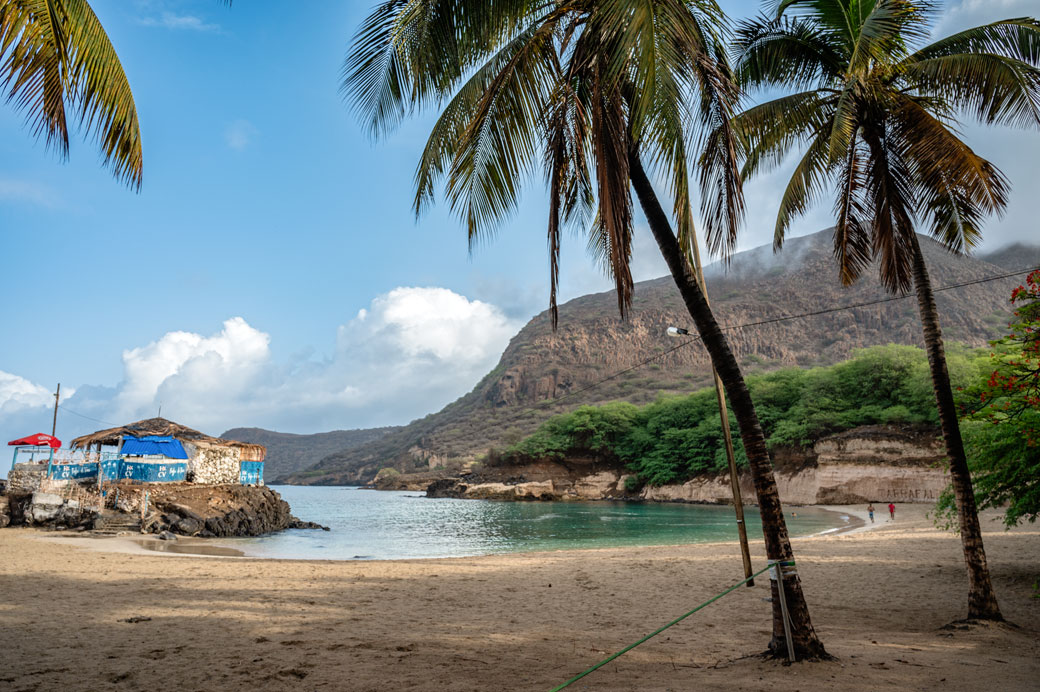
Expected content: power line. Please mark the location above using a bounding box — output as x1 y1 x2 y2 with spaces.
481 264 1038 428
57 404 117 427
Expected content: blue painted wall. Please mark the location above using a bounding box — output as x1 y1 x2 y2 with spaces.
239 461 264 485
49 460 188 483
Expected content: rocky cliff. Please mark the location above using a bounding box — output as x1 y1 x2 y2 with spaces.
285 231 1034 485
426 425 948 505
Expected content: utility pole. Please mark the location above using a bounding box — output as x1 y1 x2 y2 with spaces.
685 233 755 588
51 383 60 437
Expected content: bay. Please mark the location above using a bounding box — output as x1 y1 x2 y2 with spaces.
213 486 853 560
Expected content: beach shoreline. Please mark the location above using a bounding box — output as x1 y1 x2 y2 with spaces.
2 504 1037 691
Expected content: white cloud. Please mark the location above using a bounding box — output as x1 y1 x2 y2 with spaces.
934 0 1035 35
225 119 259 151
115 317 270 419
0 288 522 444
0 371 53 414
140 12 219 32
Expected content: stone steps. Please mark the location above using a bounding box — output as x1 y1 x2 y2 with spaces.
93 511 142 535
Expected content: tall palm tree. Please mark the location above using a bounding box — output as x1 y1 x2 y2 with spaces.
345 0 825 658
734 0 1040 621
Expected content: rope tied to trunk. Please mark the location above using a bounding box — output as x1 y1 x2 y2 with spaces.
548 560 795 691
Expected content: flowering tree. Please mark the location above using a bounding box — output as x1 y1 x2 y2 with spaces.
957 270 1040 526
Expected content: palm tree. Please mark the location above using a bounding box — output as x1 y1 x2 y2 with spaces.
1 1 228 188
345 0 825 658
733 0 1040 621
1 0 144 187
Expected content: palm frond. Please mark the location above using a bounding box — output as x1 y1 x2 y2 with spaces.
734 14 845 90
63 0 142 188
734 89 831 179
889 92 1009 252
413 13 563 216
443 18 559 245
861 121 916 293
832 133 872 286
1 0 71 158
589 54 633 317
774 128 831 250
905 51 1040 128
1 0 142 188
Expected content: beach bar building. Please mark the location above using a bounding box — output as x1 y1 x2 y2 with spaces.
69 418 265 486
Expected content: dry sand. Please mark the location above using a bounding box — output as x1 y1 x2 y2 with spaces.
0 504 1037 692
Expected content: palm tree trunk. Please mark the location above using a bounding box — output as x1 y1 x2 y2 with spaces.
629 150 826 658
909 234 1002 621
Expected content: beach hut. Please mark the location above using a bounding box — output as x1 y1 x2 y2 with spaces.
69 418 266 485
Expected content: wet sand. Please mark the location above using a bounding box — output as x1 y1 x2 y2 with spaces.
1 504 1037 691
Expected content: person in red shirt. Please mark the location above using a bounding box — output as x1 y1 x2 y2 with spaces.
888 503 896 521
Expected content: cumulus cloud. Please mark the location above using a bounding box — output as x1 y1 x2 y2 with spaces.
225 119 258 151
0 372 54 414
140 12 220 32
0 288 522 447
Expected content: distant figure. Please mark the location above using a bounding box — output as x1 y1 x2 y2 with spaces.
867 503 875 523
888 503 896 521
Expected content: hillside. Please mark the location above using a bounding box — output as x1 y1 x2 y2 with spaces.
221 426 401 481
282 230 1038 485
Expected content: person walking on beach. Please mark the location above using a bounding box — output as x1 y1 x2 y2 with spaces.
867 504 875 523
888 503 896 521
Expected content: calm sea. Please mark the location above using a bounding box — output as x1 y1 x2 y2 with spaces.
209 486 852 560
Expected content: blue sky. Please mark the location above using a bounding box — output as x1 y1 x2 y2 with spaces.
2 0 1038 448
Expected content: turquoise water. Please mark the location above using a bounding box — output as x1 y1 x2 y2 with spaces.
214 486 852 560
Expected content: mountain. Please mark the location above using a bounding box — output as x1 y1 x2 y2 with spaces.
281 230 1038 485
221 426 401 482
978 243 1040 273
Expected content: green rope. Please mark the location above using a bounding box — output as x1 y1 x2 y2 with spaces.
549 561 792 692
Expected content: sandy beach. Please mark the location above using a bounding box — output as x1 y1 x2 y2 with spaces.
1 504 1037 692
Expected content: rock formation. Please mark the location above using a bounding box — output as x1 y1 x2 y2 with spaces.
426 425 948 505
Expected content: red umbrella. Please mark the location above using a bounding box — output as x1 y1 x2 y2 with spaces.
8 433 61 448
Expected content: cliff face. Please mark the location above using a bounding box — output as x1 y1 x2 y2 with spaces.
286 231 1030 485
428 425 948 505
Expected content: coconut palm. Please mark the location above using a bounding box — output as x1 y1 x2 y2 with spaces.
345 0 825 658
1 1 228 188
734 0 1040 621
0 0 145 187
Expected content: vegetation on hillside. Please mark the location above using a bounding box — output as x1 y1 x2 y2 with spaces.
502 344 985 487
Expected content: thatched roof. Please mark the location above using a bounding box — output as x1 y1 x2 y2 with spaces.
69 417 265 460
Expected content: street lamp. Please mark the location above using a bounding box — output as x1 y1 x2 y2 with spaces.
668 325 755 587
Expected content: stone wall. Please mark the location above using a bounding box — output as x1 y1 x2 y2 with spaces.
185 443 241 484
6 464 46 494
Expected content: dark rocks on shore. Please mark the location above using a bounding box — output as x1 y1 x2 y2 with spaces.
143 486 329 537
0 481 328 537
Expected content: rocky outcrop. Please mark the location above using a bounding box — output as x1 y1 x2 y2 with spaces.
140 485 327 537
427 426 949 505
0 472 326 536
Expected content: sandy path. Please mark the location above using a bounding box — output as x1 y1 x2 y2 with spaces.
0 504 1037 691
